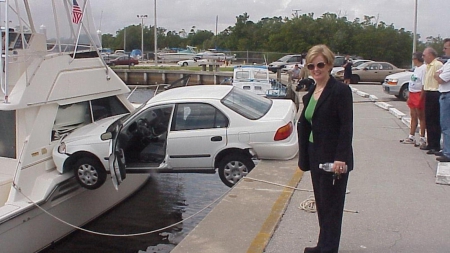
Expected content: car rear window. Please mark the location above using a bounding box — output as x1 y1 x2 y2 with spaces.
221 87 272 120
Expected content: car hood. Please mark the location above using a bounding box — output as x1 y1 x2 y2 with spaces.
385 71 412 79
61 115 124 143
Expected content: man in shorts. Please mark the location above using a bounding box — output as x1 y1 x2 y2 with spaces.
400 52 426 146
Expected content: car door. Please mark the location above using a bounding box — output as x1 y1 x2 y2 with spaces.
165 102 228 170
363 63 381 81
378 63 396 82
109 104 174 175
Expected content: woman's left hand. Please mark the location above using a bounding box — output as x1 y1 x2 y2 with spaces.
333 161 347 174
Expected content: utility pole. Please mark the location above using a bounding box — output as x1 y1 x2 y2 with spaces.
292 9 301 18
137 14 148 56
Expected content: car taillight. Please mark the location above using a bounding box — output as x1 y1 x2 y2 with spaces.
274 122 293 141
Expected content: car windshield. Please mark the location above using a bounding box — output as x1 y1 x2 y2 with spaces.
221 87 272 120
277 55 291 62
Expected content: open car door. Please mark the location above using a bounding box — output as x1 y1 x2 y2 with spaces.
108 104 174 189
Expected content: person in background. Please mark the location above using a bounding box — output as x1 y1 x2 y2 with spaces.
342 55 353 84
297 44 353 253
434 38 450 162
421 47 443 154
400 52 426 147
290 64 301 82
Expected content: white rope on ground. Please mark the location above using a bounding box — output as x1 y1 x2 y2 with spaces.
244 176 358 214
13 183 233 237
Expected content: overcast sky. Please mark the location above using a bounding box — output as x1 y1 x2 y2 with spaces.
90 0 449 41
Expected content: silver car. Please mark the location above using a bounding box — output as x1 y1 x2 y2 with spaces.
382 71 413 101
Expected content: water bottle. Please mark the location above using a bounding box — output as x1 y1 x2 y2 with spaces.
319 163 347 173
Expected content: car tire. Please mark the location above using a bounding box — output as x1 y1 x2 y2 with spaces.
350 75 360 84
130 62 135 66
182 62 188 67
398 84 409 101
218 153 255 187
73 157 107 190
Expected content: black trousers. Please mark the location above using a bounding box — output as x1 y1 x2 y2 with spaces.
308 142 349 253
424 91 441 150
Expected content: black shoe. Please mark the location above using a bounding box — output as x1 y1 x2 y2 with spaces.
304 246 321 253
436 156 450 162
435 151 444 156
427 149 438 155
420 145 432 150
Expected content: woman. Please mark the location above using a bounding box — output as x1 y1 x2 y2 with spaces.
297 45 354 253
400 52 426 147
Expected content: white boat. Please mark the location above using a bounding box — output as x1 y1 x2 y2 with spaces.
0 1 148 252
195 49 236 62
232 65 286 97
157 46 197 62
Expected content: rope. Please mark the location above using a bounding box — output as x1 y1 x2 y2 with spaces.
244 176 358 214
13 183 233 237
12 174 356 238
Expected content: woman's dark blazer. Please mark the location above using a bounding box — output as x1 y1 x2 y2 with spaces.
297 76 354 172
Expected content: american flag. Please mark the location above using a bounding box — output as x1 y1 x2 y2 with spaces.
72 0 83 24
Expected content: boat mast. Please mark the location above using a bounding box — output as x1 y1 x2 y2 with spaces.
2 0 10 103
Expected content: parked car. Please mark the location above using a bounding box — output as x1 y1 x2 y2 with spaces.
107 55 139 66
332 59 373 80
281 63 303 73
53 85 299 189
177 58 208 67
349 61 405 84
268 54 303 73
382 70 412 101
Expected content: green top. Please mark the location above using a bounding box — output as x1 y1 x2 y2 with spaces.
305 96 317 143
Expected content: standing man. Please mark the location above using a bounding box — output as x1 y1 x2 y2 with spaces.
421 47 444 154
435 38 450 162
342 55 353 84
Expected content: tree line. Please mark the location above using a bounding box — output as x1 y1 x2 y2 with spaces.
101 12 446 68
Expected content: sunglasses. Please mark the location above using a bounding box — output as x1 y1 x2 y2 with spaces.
307 62 326 70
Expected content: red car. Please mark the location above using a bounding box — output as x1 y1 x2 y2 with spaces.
107 55 139 66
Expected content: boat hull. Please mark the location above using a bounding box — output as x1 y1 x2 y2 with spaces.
0 174 149 253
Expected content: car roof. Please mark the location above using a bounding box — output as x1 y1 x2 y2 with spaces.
149 85 233 104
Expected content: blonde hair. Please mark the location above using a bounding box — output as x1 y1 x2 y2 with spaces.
305 44 335 66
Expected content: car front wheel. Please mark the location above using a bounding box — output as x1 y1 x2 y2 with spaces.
398 84 409 101
182 62 188 67
73 157 107 190
218 154 255 187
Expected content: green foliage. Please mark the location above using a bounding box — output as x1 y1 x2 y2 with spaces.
102 12 443 67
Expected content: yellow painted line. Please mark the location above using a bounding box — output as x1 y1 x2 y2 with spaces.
246 169 304 253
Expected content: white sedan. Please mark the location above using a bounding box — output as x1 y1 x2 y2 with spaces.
177 59 208 67
53 86 299 188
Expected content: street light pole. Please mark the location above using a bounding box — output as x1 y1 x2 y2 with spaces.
137 14 148 58
412 0 418 67
154 0 158 66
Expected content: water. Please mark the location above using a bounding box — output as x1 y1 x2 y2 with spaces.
42 173 228 253
42 89 229 252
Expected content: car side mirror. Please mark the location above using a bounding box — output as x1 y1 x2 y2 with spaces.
101 132 113 140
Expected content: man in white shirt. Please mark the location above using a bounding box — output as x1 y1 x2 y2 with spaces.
435 38 450 162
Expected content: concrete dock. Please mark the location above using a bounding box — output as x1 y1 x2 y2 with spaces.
171 85 450 253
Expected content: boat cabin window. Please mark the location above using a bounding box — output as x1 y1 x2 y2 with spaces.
91 96 129 121
52 96 130 141
235 71 250 80
0 111 17 158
